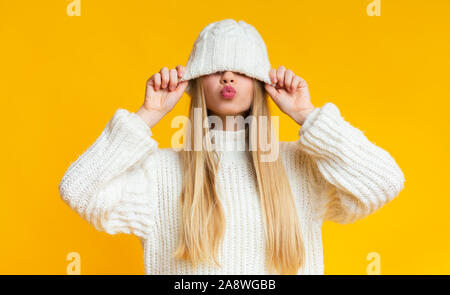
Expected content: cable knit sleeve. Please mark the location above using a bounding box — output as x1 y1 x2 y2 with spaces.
58 108 160 239
297 102 405 224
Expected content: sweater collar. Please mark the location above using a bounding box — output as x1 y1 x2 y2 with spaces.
208 128 247 152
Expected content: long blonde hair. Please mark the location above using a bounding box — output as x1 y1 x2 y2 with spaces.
173 77 305 275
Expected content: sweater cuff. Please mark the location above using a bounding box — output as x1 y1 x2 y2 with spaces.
102 109 159 175
298 102 341 139
110 109 154 140
297 102 360 161
129 111 152 134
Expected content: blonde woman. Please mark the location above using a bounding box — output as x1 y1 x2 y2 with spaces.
58 19 405 275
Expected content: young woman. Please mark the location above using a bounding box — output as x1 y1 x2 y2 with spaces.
58 19 405 275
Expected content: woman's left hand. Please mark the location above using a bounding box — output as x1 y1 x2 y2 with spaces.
265 66 316 125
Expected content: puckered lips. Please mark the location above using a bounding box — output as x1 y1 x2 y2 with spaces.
221 85 236 99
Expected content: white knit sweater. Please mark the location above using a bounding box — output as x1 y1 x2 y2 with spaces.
58 102 405 275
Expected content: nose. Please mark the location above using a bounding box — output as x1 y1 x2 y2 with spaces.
220 71 235 85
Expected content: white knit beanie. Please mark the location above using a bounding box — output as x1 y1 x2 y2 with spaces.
179 19 276 96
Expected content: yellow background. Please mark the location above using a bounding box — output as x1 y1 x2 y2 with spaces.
1 0 449 274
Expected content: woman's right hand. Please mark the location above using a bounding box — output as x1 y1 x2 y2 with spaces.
136 65 189 128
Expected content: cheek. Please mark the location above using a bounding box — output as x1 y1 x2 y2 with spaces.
202 78 220 96
202 81 221 109
240 82 254 100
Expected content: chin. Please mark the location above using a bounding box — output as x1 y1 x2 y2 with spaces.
207 98 251 117
217 108 248 117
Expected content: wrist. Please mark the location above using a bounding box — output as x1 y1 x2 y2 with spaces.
135 106 165 129
294 107 316 125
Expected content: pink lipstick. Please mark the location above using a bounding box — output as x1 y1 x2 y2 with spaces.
221 85 236 99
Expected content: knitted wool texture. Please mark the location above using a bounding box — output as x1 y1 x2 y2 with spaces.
179 19 277 96
58 102 405 275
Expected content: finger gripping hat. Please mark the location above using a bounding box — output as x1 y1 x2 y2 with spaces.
179 19 276 95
